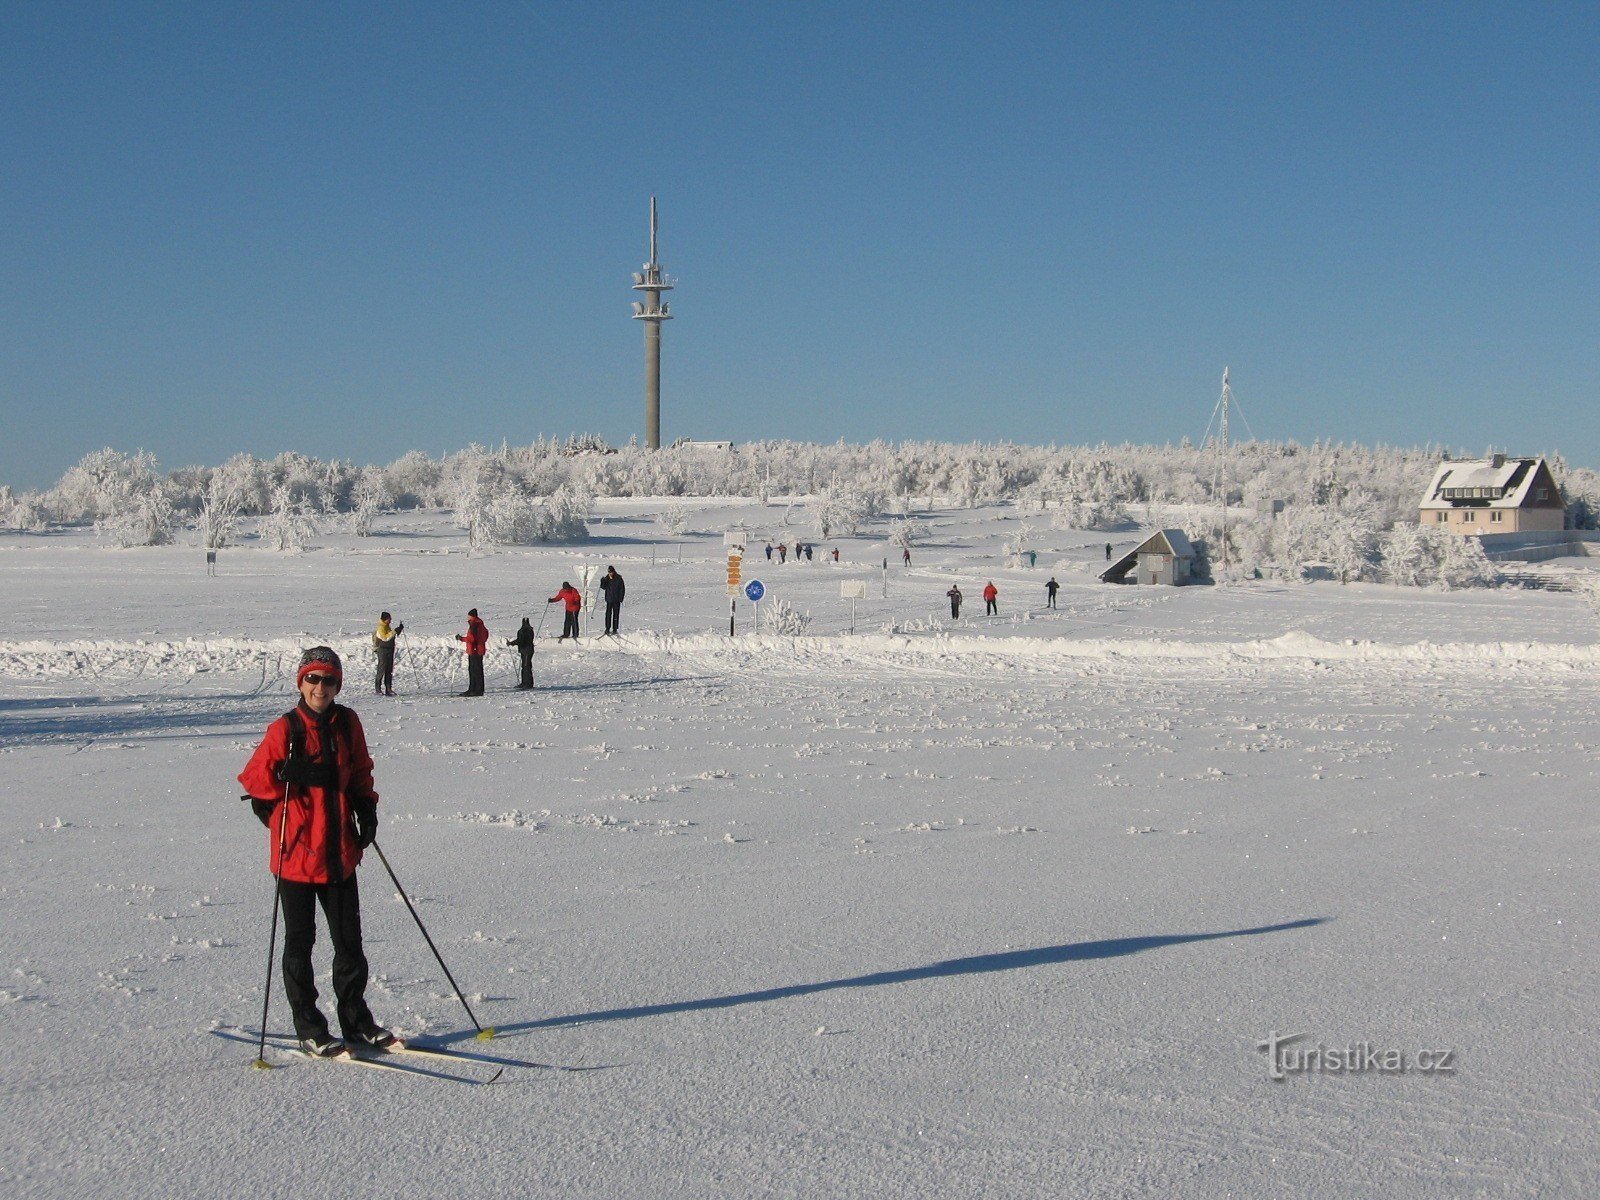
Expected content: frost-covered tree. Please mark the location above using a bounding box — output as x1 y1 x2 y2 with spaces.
197 475 244 549
348 472 386 537
766 597 810 635
885 517 929 551
98 489 176 548
1380 524 1496 588
50 448 163 524
657 501 694 537
258 484 318 551
811 487 875 539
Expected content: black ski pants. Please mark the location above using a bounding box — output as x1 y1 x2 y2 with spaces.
466 654 484 695
950 599 960 618
374 645 395 693
604 601 621 635
561 611 580 640
986 599 998 615
280 872 376 1041
518 648 534 688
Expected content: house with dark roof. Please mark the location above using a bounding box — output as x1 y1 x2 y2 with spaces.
1418 455 1565 535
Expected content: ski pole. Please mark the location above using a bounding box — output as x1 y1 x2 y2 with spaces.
534 600 553 639
368 839 495 1040
251 797 292 1069
395 628 424 694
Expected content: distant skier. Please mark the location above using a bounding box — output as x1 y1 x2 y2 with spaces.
507 618 535 689
1105 543 1113 561
831 547 839 563
372 612 403 695
778 543 787 564
550 582 582 641
237 646 394 1058
765 542 773 561
1045 578 1059 609
983 581 998 616
947 584 962 619
599 565 626 635
805 543 814 562
902 547 911 566
455 608 487 696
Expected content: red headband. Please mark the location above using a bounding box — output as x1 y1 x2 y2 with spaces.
297 661 343 688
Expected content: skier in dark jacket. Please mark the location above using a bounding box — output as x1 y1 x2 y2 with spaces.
1045 578 1059 609
947 584 962 619
238 646 393 1058
507 618 535 689
455 609 488 695
599 566 626 635
550 583 582 641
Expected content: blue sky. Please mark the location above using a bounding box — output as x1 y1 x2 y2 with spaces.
2 2 1596 490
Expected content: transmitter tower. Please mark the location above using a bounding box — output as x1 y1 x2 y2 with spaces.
630 197 674 449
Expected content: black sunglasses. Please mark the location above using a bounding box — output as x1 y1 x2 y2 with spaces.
302 673 341 687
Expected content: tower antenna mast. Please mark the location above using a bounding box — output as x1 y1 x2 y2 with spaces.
1201 367 1257 578
630 197 674 450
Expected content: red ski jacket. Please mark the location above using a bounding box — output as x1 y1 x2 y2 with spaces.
551 585 582 613
983 584 998 602
461 614 488 655
238 703 377 884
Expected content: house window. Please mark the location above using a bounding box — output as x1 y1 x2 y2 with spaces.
1490 511 1503 523
1463 511 1476 522
1536 488 1548 501
1436 512 1448 523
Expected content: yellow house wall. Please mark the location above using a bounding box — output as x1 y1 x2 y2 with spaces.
1420 507 1565 534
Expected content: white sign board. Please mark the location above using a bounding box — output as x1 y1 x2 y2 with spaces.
840 580 868 600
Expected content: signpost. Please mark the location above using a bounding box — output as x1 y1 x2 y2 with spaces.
841 579 867 635
724 531 746 636
744 578 764 634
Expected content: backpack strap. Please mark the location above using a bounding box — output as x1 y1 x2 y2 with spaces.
283 707 306 761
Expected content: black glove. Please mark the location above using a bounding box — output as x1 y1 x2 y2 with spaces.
393 622 404 636
352 796 378 848
275 758 339 789
248 797 275 827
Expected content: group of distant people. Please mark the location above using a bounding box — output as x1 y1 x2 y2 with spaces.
945 576 1062 618
765 541 837 564
367 565 628 698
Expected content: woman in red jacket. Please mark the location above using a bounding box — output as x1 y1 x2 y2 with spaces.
983 581 999 616
549 582 582 641
455 608 488 695
238 646 392 1057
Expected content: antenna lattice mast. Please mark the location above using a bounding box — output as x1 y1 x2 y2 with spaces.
1201 367 1254 578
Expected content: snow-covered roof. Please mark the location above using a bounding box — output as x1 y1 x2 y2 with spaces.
1138 529 1195 558
1419 457 1556 510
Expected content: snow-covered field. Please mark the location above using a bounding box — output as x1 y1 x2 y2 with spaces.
4 503 1597 1198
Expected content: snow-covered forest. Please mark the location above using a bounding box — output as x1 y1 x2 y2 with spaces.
5 438 1598 588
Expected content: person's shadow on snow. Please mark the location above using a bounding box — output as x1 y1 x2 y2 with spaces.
469 917 1327 1040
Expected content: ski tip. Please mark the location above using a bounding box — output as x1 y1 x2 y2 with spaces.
475 1027 497 1041
249 1057 275 1071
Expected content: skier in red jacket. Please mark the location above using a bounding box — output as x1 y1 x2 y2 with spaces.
455 608 488 695
238 646 392 1057
549 582 582 641
983 581 999 616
